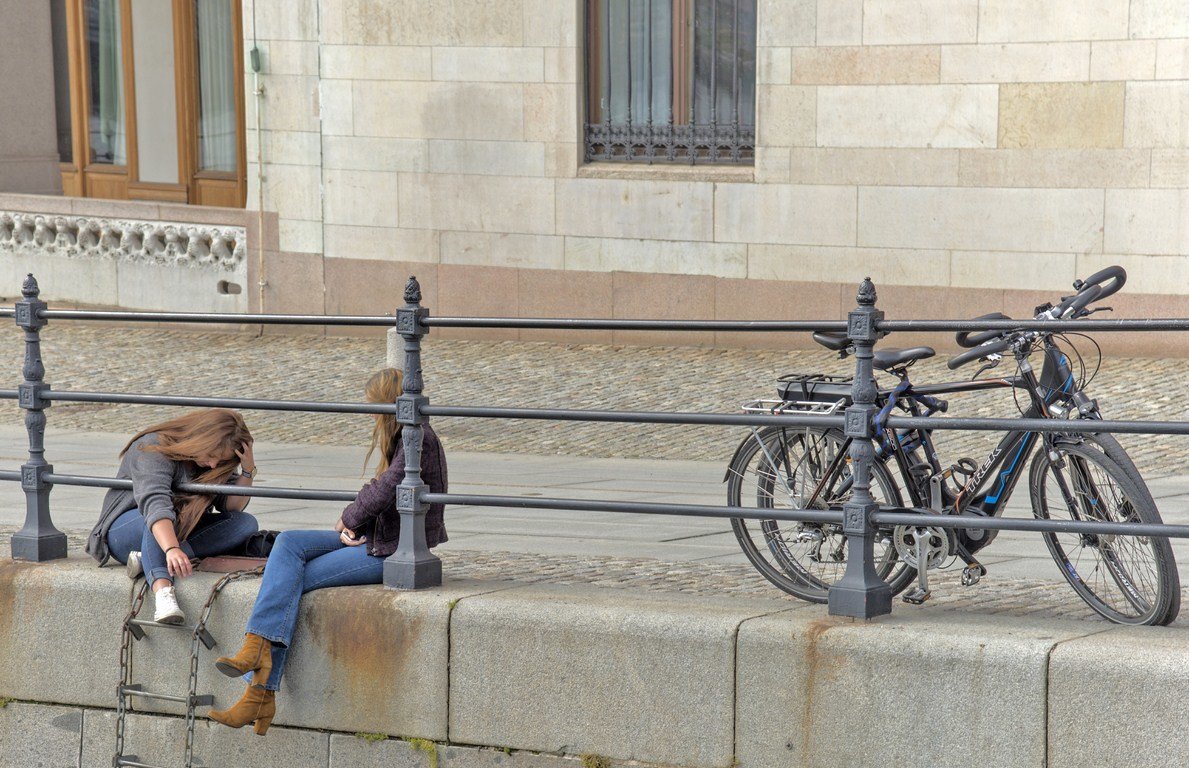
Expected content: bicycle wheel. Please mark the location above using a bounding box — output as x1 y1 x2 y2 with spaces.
1029 442 1180 625
727 426 914 603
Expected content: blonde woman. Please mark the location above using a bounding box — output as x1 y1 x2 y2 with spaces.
207 368 448 735
87 409 260 624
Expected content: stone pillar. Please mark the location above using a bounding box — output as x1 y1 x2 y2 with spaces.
0 0 63 194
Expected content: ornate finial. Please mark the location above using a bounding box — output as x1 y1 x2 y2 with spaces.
857 276 876 306
22 274 39 299
404 276 422 304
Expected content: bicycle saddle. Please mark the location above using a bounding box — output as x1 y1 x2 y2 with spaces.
812 331 849 351
873 347 935 371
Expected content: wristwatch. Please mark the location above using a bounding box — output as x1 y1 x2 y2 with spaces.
241 466 256 479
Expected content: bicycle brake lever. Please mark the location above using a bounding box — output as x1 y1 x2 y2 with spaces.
971 354 1001 380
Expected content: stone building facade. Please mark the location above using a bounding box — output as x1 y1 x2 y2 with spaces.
1 0 1186 353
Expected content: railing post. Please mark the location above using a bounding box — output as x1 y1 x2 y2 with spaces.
383 276 442 589
11 274 66 561
827 277 892 619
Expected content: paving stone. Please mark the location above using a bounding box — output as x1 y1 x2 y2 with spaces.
0 702 83 767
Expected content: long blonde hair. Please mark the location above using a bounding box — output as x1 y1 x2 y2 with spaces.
122 409 251 539
364 368 404 478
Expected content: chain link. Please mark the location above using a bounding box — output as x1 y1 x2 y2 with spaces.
115 580 150 766
114 566 265 768
185 566 265 768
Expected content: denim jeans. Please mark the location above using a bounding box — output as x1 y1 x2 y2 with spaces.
106 508 259 585
244 529 384 691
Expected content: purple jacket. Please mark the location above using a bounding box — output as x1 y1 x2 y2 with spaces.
340 425 448 557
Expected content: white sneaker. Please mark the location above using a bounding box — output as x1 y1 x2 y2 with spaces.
153 586 185 625
126 551 143 580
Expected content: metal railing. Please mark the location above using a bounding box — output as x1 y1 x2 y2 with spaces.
4 272 1188 619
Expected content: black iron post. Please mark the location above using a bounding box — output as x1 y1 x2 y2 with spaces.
383 276 442 589
11 274 66 561
827 277 892 618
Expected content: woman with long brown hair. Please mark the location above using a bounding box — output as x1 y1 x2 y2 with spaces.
206 368 448 735
87 409 260 624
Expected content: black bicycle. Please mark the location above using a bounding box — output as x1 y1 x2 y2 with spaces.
726 266 1181 626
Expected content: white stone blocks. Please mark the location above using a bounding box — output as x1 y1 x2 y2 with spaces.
0 703 83 767
756 85 816 147
1125 81 1189 148
247 130 322 167
940 42 1090 83
524 0 578 47
1104 189 1189 256
758 0 817 46
324 169 399 227
1090 40 1158 81
858 186 1104 253
353 82 525 141
817 85 998 148
318 79 354 136
260 40 319 77
449 585 786 768
957 148 1150 188
429 140 546 177
950 250 1077 291
735 613 1096 768
978 0 1129 43
1151 149 1189 187
323 136 429 172
1156 39 1189 79
747 244 950 285
400 173 555 235
863 0 979 45
555 178 715 241
321 45 433 81
324 224 440 262
544 47 578 83
279 218 324 255
262 164 322 222
816 0 863 45
1077 252 1189 294
564 236 747 278
442 231 565 270
319 0 524 47
432 47 545 83
1129 0 1189 39
254 74 319 134
790 147 960 185
792 45 941 85
247 0 318 42
523 84 579 144
758 46 792 85
998 83 1125 149
714 183 856 246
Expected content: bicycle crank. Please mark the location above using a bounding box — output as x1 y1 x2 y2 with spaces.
893 523 956 605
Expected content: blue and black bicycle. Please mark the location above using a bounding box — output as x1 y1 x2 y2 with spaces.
726 266 1180 626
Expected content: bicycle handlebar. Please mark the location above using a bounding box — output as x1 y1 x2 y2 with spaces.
956 313 1012 348
1076 265 1127 302
947 336 1013 370
1054 283 1104 318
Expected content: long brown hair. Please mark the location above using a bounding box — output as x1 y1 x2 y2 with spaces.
122 409 251 539
363 368 403 478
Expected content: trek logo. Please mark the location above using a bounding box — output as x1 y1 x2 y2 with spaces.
963 448 1001 495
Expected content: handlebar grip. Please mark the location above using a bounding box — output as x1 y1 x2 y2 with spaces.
947 336 1012 370
956 312 1012 348
1078 265 1126 301
1055 283 1104 317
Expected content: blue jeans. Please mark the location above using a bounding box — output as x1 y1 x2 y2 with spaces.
245 530 384 691
106 508 259 585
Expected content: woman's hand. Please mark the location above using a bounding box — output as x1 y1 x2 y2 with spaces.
339 526 367 546
235 439 256 475
334 517 345 533
166 546 193 579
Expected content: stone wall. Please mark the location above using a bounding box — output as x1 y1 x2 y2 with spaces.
235 0 1187 351
3 556 1189 767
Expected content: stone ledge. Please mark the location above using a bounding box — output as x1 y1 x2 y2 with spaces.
2 556 1188 767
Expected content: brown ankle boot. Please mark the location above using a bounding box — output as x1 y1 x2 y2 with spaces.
214 633 273 687
208 685 276 735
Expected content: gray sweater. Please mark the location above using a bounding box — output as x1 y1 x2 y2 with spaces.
86 433 237 565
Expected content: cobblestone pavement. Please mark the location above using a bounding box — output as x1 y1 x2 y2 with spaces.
0 525 1136 624
1 325 1186 474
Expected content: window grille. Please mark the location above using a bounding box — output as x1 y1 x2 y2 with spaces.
585 0 757 165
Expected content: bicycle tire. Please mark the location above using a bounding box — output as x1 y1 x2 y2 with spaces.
1029 442 1179 625
727 426 915 604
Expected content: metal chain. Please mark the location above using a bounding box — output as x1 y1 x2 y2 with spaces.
115 580 150 765
184 566 265 768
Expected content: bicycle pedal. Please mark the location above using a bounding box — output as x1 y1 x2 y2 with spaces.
961 563 987 587
902 588 930 605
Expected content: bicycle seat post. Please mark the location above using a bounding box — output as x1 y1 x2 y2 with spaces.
827 277 894 620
